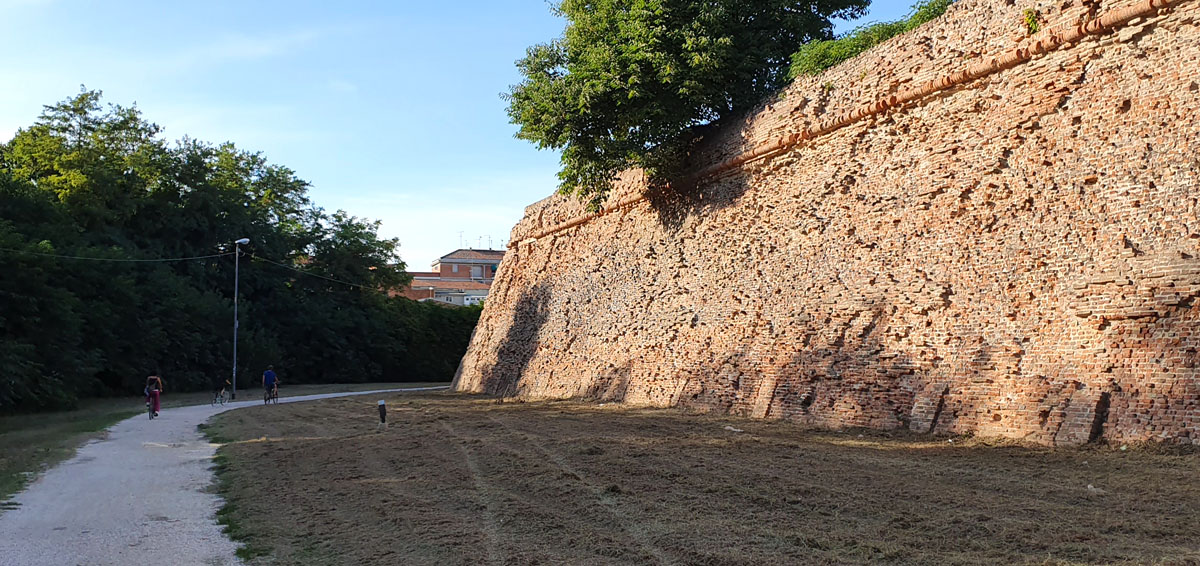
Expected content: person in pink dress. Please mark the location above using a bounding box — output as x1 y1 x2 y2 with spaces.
145 375 163 417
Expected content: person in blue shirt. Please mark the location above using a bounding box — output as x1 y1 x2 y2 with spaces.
263 366 278 397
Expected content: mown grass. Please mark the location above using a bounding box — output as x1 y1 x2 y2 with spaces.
198 382 443 561
201 394 1200 565
208 451 273 560
0 400 142 505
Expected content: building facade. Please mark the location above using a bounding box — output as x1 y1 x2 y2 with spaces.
399 249 505 306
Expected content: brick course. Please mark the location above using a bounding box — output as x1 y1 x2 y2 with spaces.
454 0 1200 445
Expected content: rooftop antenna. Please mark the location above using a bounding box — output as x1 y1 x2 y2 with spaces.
458 231 464 249
485 235 492 249
476 235 482 249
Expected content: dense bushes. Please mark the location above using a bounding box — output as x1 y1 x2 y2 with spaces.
789 0 954 78
0 90 479 412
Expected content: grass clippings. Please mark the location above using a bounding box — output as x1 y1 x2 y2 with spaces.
203 394 1200 566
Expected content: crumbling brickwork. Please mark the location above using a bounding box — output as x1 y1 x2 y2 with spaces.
455 0 1200 445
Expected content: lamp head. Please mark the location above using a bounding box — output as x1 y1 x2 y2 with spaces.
234 238 250 245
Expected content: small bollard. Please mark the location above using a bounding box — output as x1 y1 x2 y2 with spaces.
377 399 387 431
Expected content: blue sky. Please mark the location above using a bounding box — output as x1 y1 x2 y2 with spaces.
0 0 910 269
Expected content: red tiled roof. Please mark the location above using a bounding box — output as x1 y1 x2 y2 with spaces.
440 249 506 260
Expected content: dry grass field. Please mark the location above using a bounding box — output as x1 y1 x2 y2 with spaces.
204 393 1200 566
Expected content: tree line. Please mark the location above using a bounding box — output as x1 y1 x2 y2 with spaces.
0 90 479 412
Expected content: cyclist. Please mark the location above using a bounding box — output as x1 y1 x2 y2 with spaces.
145 375 164 417
212 378 230 405
263 365 278 401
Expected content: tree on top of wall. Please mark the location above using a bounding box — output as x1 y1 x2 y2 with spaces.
505 0 870 208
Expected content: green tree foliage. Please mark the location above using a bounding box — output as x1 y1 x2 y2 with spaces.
788 0 954 78
0 89 480 412
506 0 870 206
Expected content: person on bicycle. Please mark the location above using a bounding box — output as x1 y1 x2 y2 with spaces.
145 375 164 417
212 378 230 405
263 366 278 399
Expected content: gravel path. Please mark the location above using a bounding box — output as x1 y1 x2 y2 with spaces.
0 386 447 566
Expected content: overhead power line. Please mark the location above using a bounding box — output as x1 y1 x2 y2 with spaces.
249 253 373 290
0 247 234 263
1 245 383 290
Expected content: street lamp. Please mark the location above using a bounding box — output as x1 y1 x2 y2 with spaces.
231 237 250 399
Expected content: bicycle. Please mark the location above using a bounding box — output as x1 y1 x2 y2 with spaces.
146 389 160 420
212 386 227 406
263 385 278 405
144 375 163 420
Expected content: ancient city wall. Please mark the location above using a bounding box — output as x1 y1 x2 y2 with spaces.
455 0 1200 445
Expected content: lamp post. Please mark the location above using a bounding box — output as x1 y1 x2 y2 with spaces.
231 237 250 399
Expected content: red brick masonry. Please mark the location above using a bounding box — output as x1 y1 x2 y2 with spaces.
455 0 1200 445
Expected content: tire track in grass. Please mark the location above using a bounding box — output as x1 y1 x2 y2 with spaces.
438 420 504 566
483 413 679 566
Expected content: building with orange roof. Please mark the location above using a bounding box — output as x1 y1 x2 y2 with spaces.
398 249 505 306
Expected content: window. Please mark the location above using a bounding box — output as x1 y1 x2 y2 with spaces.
452 264 458 272
470 266 482 278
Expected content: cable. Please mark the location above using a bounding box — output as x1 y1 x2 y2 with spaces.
0 247 234 263
1 244 377 289
249 253 372 289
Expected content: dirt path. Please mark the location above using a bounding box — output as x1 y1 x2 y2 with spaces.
0 386 446 566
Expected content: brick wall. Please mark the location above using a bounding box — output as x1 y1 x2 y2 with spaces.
398 287 435 301
454 0 1200 445
438 263 500 279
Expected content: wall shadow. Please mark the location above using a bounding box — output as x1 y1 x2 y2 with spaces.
645 166 752 234
663 301 1094 443
475 282 553 397
1112 292 1200 444
582 361 633 402
670 306 936 432
1069 254 1200 445
772 310 926 432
